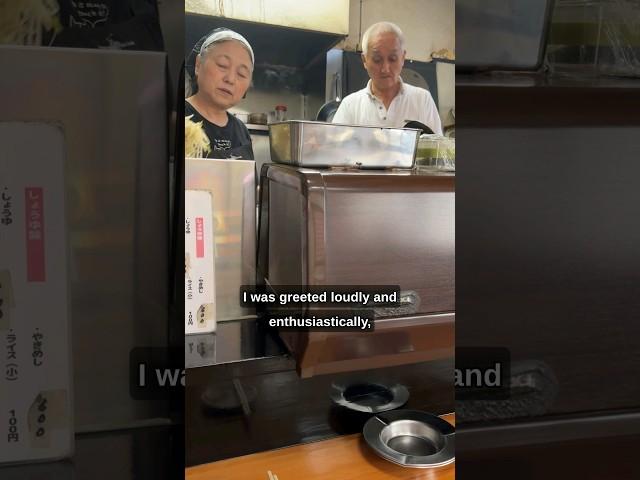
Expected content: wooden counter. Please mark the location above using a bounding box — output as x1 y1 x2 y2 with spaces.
186 413 454 480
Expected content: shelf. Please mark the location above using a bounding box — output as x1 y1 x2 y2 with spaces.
432 58 456 64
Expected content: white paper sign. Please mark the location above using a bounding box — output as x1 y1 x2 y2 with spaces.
185 190 216 334
0 122 73 464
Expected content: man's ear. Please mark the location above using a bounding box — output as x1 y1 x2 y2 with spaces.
361 53 369 72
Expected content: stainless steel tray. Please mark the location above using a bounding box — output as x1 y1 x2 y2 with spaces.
268 120 420 168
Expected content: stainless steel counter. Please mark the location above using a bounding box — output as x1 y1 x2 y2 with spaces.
185 318 286 369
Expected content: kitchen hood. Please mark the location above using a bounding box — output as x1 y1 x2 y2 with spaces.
186 14 345 69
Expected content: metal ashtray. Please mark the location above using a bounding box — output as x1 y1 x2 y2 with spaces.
330 382 409 413
363 410 455 468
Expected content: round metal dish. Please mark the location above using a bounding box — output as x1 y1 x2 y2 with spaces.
363 410 455 468
330 382 409 413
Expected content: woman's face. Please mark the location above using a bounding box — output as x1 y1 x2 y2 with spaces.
195 40 252 111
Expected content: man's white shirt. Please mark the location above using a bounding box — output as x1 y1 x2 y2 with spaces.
332 78 442 135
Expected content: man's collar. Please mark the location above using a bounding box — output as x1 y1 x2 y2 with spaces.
366 77 406 99
398 77 406 94
365 80 375 98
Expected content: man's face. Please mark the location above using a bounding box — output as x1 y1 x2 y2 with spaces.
362 32 405 93
195 40 252 110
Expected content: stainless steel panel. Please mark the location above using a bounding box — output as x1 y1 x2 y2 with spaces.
260 165 455 315
268 120 420 168
186 158 256 321
248 130 272 176
258 164 455 377
322 180 455 314
0 46 169 427
279 312 455 378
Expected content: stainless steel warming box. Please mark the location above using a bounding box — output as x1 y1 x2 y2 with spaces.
258 164 454 377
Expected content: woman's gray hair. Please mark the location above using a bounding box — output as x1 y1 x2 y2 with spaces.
362 21 405 56
199 29 254 66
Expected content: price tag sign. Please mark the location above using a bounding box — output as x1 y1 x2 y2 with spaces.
185 190 216 335
0 122 72 464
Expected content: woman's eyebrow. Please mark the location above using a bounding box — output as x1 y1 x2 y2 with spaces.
216 53 251 71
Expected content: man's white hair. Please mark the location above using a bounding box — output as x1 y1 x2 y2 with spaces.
362 21 405 56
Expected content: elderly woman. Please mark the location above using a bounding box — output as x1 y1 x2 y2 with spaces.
332 21 442 134
186 28 254 159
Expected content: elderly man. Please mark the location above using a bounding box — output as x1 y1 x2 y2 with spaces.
332 21 442 134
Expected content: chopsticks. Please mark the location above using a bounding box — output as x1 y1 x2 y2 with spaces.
267 470 279 480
